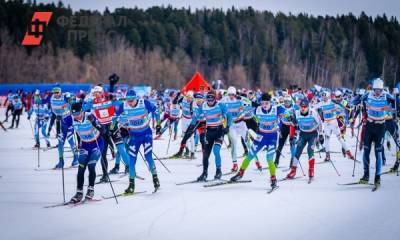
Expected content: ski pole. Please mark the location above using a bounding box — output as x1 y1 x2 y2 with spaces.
294 157 306 176
61 161 65 203
137 150 150 170
152 151 172 173
329 159 341 176
352 114 362 177
95 138 118 204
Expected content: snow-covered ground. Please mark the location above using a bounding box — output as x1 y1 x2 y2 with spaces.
0 112 399 240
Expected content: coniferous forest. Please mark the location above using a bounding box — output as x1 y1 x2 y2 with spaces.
1 0 400 89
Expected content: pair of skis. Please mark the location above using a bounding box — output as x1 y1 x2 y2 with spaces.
337 181 380 192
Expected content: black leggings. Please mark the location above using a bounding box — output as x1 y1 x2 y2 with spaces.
363 122 385 178
275 124 290 165
10 109 22 128
77 163 96 189
202 126 223 173
100 124 123 175
295 131 318 160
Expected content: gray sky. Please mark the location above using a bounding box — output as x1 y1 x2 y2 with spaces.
37 0 400 19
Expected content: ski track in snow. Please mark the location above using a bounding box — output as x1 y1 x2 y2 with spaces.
0 113 399 240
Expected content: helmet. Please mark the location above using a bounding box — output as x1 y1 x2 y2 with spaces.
71 102 83 115
300 99 309 107
126 89 137 100
335 90 342 97
372 78 384 89
227 86 237 95
93 86 104 93
34 89 40 95
52 87 61 94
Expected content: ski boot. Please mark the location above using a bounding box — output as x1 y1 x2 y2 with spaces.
324 152 331 162
270 176 277 188
189 152 195 160
341 148 346 158
230 169 244 182
85 186 94 200
214 168 222 180
98 174 109 183
184 147 190 158
71 157 78 168
70 189 83 203
345 150 355 161
125 178 135 194
359 173 369 184
171 150 183 159
46 143 51 148
231 162 238 172
152 174 160 192
197 172 208 182
286 166 297 179
374 175 381 188
256 161 263 171
109 164 120 175
33 143 40 149
54 157 64 169
154 134 162 140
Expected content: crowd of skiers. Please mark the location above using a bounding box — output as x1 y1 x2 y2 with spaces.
2 74 399 202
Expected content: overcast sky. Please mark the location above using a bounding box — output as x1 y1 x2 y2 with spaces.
37 0 400 19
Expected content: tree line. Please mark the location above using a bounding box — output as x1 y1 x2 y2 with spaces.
1 0 400 89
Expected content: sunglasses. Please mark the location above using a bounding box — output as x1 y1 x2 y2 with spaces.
72 111 82 116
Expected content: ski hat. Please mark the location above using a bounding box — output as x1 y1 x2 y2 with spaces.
335 90 342 97
52 87 61 94
227 86 236 95
93 85 104 93
300 99 309 107
126 89 137 100
206 90 216 101
186 91 194 98
261 93 271 102
194 93 204 99
71 102 83 115
372 78 384 89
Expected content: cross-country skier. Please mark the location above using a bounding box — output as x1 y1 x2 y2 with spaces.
230 93 285 189
84 74 130 183
117 89 161 193
69 102 104 203
193 90 232 181
275 96 296 167
286 99 323 182
316 91 355 162
354 78 395 188
50 87 78 169
27 90 51 148
8 94 23 129
223 86 248 172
